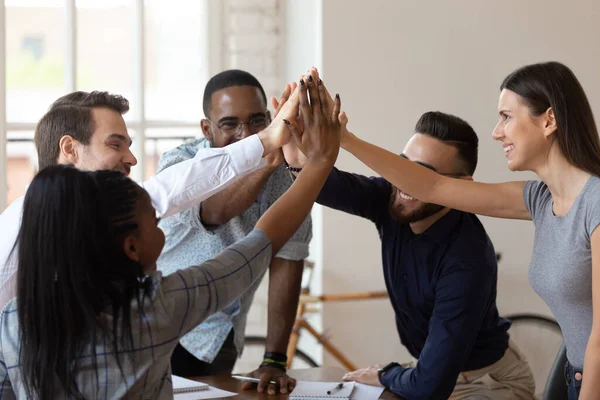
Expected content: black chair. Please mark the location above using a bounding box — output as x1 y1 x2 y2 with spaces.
543 344 568 400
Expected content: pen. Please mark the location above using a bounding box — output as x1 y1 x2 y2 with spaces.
327 382 344 395
231 375 278 385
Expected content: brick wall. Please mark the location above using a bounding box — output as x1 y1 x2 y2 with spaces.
223 0 284 101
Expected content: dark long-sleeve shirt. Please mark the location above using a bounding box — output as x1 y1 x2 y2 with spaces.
317 168 510 400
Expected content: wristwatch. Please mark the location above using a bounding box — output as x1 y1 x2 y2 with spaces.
377 361 400 382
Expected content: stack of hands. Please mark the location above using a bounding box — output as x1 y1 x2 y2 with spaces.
265 67 351 179
243 67 379 395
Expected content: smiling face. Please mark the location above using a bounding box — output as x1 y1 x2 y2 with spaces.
492 89 554 172
73 107 138 176
201 85 269 148
389 133 466 223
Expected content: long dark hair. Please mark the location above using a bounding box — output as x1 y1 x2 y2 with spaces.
501 61 600 177
17 165 152 398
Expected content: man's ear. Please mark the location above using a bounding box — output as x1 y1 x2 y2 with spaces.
543 107 557 138
123 235 140 262
459 175 474 182
200 119 212 142
58 135 79 164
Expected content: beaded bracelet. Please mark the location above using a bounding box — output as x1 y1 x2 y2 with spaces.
284 161 302 173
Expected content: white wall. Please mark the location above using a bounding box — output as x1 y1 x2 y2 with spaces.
284 0 600 368
284 0 325 365
223 0 284 100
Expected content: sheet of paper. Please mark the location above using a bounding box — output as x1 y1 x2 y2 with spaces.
290 381 355 399
350 383 385 400
174 386 237 399
172 375 209 392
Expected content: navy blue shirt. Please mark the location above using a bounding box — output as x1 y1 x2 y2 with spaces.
317 168 510 399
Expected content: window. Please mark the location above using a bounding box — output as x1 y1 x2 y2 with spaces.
1 0 215 211
76 0 136 119
6 134 35 205
6 0 65 124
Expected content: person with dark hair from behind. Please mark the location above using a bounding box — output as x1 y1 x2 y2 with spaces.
156 70 311 393
0 80 342 398
283 71 536 399
0 87 298 310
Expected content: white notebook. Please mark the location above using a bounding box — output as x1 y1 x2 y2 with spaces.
172 375 209 394
352 383 385 400
290 381 355 400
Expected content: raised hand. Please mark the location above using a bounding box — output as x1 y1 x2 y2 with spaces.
273 83 305 167
285 70 342 166
271 82 298 119
253 73 343 336
302 67 336 111
259 84 301 153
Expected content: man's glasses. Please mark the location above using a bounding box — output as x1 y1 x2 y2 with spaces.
205 116 269 136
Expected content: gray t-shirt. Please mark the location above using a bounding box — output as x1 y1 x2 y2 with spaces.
524 176 600 368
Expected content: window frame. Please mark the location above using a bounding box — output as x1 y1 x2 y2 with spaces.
0 0 223 212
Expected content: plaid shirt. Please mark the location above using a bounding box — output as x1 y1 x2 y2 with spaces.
0 230 271 399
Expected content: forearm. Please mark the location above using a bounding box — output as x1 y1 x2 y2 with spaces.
201 165 275 225
288 166 387 223
381 269 492 399
145 134 266 219
580 339 600 399
266 258 304 353
342 133 443 203
170 231 272 335
342 133 531 220
317 168 389 222
256 159 333 255
380 362 458 399
380 328 470 398
258 122 289 157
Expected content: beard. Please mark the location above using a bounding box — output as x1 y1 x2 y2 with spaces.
388 192 445 224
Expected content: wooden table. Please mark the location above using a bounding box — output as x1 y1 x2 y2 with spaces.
193 367 404 399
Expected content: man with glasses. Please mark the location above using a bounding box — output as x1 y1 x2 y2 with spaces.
284 111 536 399
156 70 310 394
